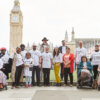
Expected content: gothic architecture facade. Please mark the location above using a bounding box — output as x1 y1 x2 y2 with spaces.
65 28 100 55
9 0 23 52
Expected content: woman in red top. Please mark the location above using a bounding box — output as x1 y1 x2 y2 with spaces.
63 47 74 87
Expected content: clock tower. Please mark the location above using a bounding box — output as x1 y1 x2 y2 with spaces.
10 0 23 52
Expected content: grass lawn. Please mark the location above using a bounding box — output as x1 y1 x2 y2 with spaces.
7 70 77 82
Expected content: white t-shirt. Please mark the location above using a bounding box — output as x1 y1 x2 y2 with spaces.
29 50 41 66
53 53 62 63
75 47 87 64
90 51 100 65
0 59 3 69
41 52 53 68
21 50 27 60
24 58 34 77
62 46 66 54
1 54 9 64
10 53 24 67
83 62 87 67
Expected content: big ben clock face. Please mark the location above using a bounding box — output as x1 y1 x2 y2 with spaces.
12 14 19 22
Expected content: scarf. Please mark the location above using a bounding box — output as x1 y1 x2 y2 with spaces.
11 53 17 82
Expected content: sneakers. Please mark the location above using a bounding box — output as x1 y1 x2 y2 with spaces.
25 85 31 88
25 85 28 88
28 85 31 87
70 84 73 87
63 84 67 87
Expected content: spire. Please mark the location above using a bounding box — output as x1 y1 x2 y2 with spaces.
65 30 68 42
72 27 75 41
14 0 20 6
12 0 20 12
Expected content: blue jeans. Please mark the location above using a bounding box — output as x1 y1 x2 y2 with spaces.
25 76 32 85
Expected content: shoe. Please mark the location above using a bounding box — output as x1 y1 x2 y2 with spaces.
16 86 20 88
11 86 15 89
25 85 28 88
61 78 63 81
32 84 36 87
56 83 61 86
4 85 8 90
37 84 41 87
20 82 24 86
70 84 73 87
28 85 31 87
63 84 67 87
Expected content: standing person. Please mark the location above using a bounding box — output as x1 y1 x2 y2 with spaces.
0 47 10 79
10 47 24 88
59 40 68 80
41 46 53 86
29 44 41 86
20 44 27 60
75 41 87 76
63 47 74 87
40 37 50 53
53 47 62 86
24 52 34 88
20 44 27 86
90 45 100 89
40 37 50 81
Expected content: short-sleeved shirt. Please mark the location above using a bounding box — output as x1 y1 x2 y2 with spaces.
62 46 66 54
41 52 53 68
75 47 87 64
10 53 23 67
21 50 27 60
53 53 62 63
1 54 9 64
0 59 3 69
29 50 41 66
24 58 34 77
90 51 100 65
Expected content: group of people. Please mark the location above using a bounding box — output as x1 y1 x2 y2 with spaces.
0 37 100 90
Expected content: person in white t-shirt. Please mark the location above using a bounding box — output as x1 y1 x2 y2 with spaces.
10 47 24 88
29 44 41 86
0 47 10 79
75 41 87 67
75 41 87 78
41 46 53 86
24 52 34 88
90 45 100 89
20 44 27 85
20 44 27 60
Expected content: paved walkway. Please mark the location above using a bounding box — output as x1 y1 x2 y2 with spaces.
0 86 100 100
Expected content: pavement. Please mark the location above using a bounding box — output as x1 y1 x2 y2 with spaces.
0 86 100 100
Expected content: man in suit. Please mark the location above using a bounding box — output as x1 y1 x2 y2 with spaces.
59 40 68 80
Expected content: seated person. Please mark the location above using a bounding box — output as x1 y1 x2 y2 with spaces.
78 56 92 83
0 59 7 89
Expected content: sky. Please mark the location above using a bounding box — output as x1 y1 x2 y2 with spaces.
0 0 100 50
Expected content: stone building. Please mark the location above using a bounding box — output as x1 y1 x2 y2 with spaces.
65 28 100 55
9 0 23 53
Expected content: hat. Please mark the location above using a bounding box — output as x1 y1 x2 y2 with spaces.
42 37 48 41
0 47 6 51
